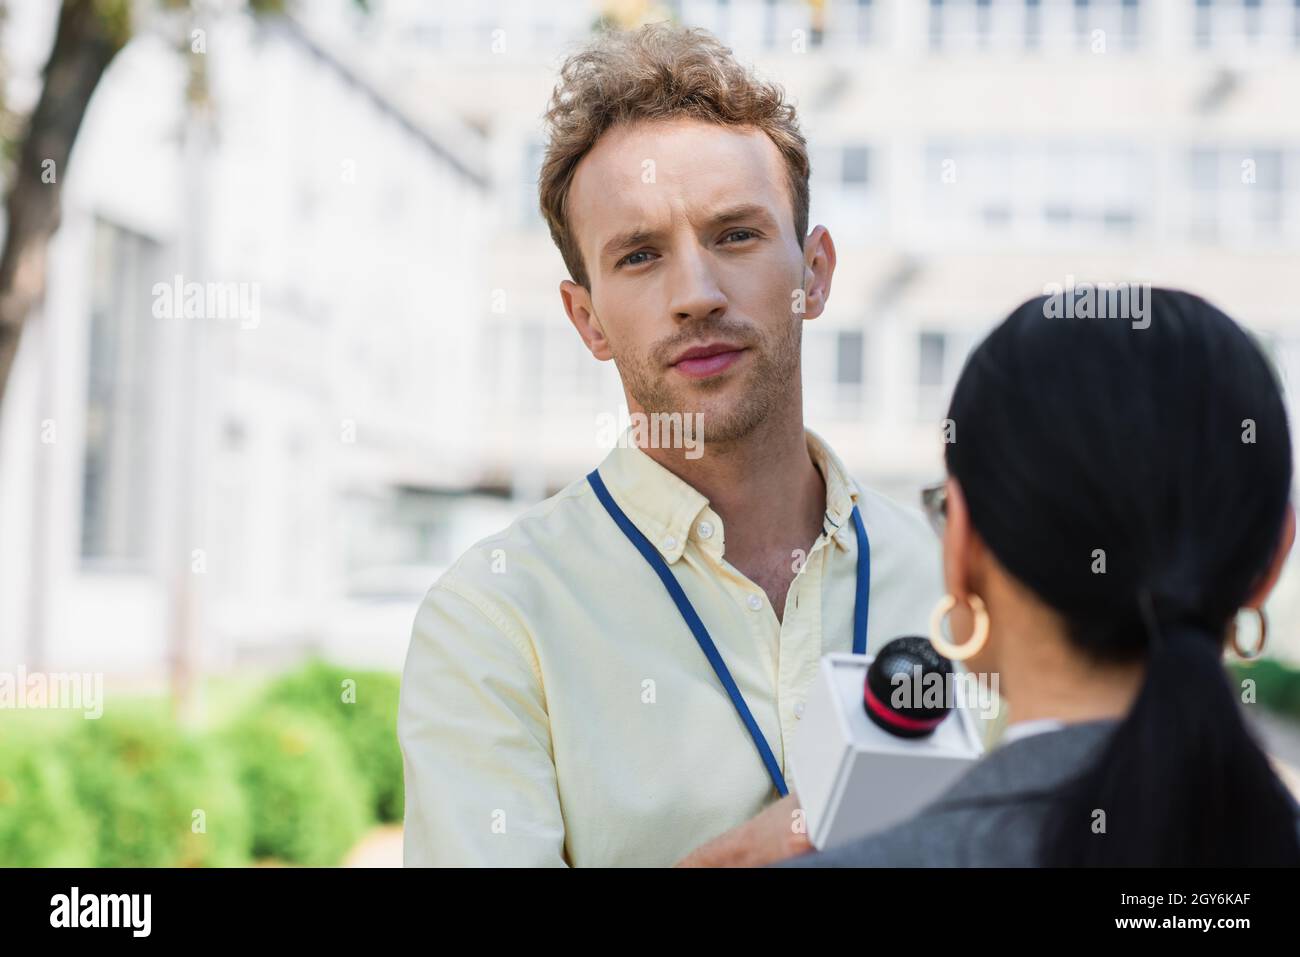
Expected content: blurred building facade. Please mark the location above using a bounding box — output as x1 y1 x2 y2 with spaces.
0 9 505 680
1 0 1298 682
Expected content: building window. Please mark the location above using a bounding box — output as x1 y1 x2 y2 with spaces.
521 139 545 227
1026 0 1043 48
681 0 734 44
823 0 875 46
805 327 868 421
80 220 161 567
810 143 880 240
925 139 1146 243
1187 146 1296 244
928 0 1143 53
340 487 459 600
842 145 871 186
762 0 781 48
837 330 865 388
918 332 946 389
1194 0 1300 52
917 331 950 421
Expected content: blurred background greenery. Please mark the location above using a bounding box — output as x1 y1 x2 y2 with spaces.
3 656 1300 866
0 660 403 867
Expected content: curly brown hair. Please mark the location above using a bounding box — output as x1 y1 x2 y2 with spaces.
538 22 810 289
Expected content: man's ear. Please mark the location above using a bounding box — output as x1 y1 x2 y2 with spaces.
1245 503 1296 609
560 279 612 361
799 224 836 321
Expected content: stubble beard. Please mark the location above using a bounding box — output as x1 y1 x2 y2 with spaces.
614 315 804 447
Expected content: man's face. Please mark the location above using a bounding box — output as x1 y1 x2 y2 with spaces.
561 117 833 445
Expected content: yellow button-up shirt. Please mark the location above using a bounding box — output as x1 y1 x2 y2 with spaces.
398 429 949 866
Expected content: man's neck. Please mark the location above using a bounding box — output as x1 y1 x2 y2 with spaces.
636 410 827 617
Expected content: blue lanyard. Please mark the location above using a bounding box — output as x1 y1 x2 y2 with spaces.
587 468 871 797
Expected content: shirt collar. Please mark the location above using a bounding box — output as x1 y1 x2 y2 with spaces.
808 427 863 553
593 426 862 564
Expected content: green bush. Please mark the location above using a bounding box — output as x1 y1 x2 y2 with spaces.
223 705 370 866
62 712 252 867
0 734 96 866
259 661 404 822
2 663 404 868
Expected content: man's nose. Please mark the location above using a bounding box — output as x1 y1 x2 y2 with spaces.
667 244 728 324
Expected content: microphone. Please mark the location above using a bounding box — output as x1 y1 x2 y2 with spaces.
862 635 954 739
790 637 985 850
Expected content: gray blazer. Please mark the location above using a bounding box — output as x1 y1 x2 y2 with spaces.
779 718 1120 867
777 717 1298 867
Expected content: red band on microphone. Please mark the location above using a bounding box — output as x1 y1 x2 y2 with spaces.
863 684 946 732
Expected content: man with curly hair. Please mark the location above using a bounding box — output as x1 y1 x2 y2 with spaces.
399 22 943 867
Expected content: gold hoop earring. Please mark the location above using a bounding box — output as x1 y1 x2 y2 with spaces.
1231 607 1268 660
929 593 989 661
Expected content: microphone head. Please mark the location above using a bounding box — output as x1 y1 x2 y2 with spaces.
863 636 955 739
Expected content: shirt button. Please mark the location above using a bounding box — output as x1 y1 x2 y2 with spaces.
794 701 806 719
697 521 714 540
746 594 763 611
663 535 677 551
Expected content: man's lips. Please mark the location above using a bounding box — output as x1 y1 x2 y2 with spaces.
670 343 748 379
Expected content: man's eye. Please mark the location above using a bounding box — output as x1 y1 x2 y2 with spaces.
618 250 654 268
722 229 758 243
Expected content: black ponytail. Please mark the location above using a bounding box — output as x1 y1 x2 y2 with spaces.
946 288 1300 867
1043 619 1300 866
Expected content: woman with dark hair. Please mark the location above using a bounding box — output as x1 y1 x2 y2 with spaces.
783 287 1300 867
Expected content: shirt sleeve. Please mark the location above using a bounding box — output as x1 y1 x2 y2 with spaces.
397 579 568 866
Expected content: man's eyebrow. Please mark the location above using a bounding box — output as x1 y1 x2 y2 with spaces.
601 227 659 261
599 204 776 263
709 203 775 227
